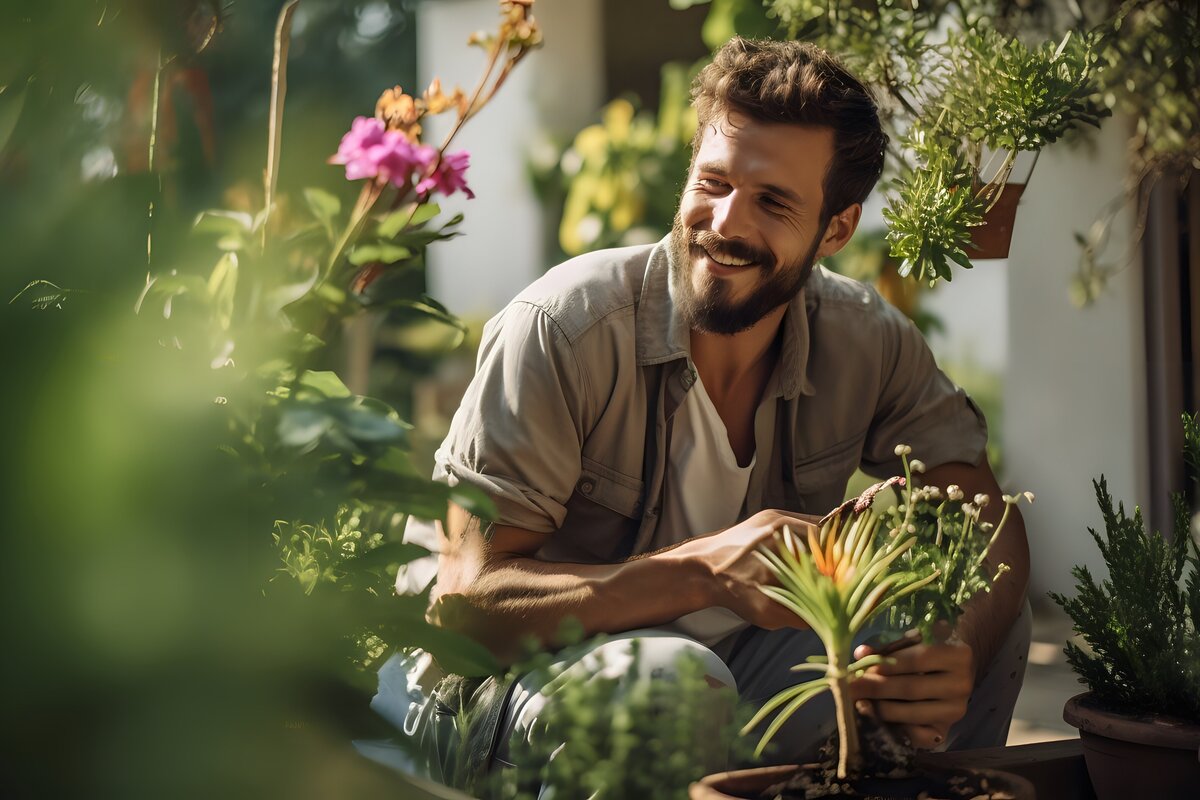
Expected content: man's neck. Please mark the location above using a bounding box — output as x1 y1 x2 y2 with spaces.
689 305 786 406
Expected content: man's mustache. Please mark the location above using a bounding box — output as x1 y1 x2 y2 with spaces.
688 229 774 271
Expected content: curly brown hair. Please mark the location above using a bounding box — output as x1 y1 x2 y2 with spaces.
691 37 886 224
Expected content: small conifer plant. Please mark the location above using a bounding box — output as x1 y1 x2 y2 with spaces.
1049 413 1200 722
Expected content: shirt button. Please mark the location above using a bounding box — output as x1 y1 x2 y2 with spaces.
578 478 595 495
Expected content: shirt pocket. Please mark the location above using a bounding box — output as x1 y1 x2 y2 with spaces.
575 455 645 518
792 432 866 505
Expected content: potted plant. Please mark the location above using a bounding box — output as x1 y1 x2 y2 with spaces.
691 447 1036 799
1050 413 1200 800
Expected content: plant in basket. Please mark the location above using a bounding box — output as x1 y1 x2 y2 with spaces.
693 445 1034 800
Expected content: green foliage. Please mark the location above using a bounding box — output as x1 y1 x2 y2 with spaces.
1050 480 1200 720
750 450 1027 775
485 644 751 800
1050 413 1200 721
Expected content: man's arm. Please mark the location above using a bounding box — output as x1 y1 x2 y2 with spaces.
851 458 1030 748
428 503 817 663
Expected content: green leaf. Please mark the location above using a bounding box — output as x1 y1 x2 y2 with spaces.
450 484 498 521
349 242 414 265
344 541 431 571
378 203 441 239
299 370 352 398
304 187 341 237
193 209 254 236
277 406 335 448
0 81 28 156
403 619 500 677
669 0 711 9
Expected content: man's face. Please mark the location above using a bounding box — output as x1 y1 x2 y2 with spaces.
670 112 838 335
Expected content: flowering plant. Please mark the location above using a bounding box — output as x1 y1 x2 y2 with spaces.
748 445 1032 779
128 0 542 680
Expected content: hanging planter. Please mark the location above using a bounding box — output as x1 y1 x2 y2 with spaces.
968 181 1027 260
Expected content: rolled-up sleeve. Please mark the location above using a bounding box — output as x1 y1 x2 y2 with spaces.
860 302 988 478
435 300 589 534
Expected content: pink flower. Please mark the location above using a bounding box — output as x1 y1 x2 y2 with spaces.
330 116 437 187
416 150 475 199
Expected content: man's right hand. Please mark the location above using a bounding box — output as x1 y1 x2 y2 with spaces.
676 509 822 630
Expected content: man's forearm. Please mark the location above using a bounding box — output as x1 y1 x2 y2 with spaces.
429 538 711 663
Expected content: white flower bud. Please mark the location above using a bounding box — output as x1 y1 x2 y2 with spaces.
1023 491 1036 503
894 444 912 456
962 503 977 517
974 493 990 507
910 459 926 473
927 486 942 500
947 485 964 501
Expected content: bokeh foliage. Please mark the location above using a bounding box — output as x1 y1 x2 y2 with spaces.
0 1 521 797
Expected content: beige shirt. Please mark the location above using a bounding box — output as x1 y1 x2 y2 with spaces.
400 238 987 591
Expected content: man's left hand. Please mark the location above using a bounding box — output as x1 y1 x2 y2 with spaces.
848 637 975 750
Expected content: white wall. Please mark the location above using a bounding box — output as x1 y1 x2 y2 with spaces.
418 0 603 318
1004 117 1147 598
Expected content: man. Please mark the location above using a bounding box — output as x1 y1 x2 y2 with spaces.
373 37 1030 785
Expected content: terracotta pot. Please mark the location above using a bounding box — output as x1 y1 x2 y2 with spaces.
689 763 1035 799
969 182 1026 260
1063 691 1200 800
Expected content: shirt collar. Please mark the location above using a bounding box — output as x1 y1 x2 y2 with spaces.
636 237 817 398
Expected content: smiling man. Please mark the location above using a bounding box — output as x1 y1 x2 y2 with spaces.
374 37 1031 786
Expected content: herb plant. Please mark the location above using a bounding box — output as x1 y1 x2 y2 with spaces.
1049 413 1200 721
749 445 1031 779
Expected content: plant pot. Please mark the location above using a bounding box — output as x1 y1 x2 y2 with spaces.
689 762 1035 799
1063 691 1200 800
969 182 1026 260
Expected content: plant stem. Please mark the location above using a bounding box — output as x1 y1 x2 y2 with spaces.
829 642 861 780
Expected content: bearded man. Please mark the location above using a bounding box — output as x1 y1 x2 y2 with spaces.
370 36 1031 787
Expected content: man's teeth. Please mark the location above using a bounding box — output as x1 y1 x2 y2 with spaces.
706 249 754 267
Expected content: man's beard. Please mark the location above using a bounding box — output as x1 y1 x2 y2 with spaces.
668 216 821 335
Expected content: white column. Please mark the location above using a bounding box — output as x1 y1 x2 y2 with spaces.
1003 116 1148 597
417 0 604 318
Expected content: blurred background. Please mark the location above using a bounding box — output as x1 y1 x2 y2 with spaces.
1 0 1195 795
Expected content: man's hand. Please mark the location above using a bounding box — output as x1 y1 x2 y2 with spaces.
675 509 822 630
849 636 975 750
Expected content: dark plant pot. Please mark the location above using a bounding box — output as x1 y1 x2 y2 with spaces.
689 763 1035 799
969 182 1026 260
1063 691 1200 800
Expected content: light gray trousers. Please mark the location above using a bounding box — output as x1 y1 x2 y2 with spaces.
367 600 1031 787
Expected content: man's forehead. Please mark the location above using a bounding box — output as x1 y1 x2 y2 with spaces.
695 114 833 194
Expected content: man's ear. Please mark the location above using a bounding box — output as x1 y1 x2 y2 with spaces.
815 203 862 259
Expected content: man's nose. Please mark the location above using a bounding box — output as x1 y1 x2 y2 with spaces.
710 192 750 240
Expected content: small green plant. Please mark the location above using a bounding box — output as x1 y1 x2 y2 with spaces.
1049 412 1200 721
749 445 1030 779
483 642 752 800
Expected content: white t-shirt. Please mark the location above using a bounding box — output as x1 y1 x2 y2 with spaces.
655 372 775 646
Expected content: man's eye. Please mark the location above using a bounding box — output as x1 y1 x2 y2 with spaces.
698 178 726 190
761 195 786 210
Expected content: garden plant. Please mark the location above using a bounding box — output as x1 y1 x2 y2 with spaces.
744 445 1032 795
3 1 542 795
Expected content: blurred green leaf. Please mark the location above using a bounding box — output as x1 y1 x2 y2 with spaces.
299 370 352 399
378 202 441 239
304 187 341 239
349 242 413 265
0 81 28 156
193 209 254 236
